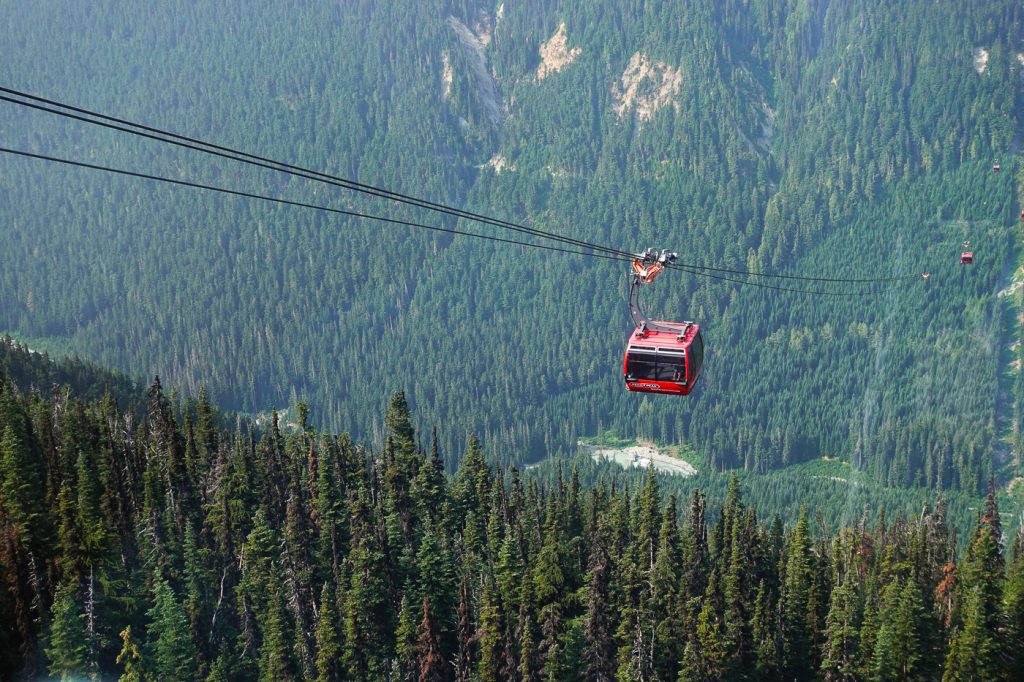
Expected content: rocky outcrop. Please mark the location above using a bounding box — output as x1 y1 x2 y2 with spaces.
611 52 682 125
537 22 581 80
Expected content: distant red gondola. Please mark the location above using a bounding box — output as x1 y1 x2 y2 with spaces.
961 240 973 265
993 163 1001 172
623 250 704 396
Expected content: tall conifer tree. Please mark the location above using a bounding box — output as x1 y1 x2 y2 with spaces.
782 507 814 679
943 486 1003 681
146 579 199 682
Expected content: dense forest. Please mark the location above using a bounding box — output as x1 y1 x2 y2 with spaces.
3 0 1024 493
2 345 1024 681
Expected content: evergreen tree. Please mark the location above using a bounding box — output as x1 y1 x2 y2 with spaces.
258 583 296 682
314 582 342 682
652 496 684 682
182 522 211 665
635 467 661 570
614 540 643 682
820 578 861 681
146 579 199 682
781 507 814 679
194 387 218 469
411 428 446 526
518 569 541 682
204 433 244 570
343 488 394 681
615 470 664 681
414 521 456 656
752 580 781 679
1005 529 1024 680
312 436 348 589
533 500 565 610
538 597 564 681
236 510 279 663
944 583 1001 682
681 490 709 603
494 528 523 626
0 391 45 542
205 647 234 682
872 578 927 681
582 533 615 682
396 593 420 682
0 390 46 666
680 592 728 681
723 510 757 677
46 578 89 681
943 486 1004 681
385 392 417 458
858 578 881 680
282 474 315 678
477 577 504 682
73 445 109 669
452 436 490 534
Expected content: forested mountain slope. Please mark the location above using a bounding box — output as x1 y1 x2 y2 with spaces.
1 0 1023 492
2 350 1024 680
0 337 142 410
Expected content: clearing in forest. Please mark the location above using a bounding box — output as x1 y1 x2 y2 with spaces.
584 441 698 477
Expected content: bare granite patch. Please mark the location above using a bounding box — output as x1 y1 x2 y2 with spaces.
537 22 581 80
612 52 682 125
584 441 697 477
974 47 989 74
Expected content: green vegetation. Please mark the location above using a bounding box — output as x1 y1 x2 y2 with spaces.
0 335 143 409
1 0 1022 497
543 448 1000 548
3 351 1024 680
577 430 638 449
0 332 75 360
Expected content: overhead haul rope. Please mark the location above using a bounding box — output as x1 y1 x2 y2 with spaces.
671 260 922 283
0 147 625 261
0 86 922 291
0 87 632 262
0 146 877 297
671 264 880 295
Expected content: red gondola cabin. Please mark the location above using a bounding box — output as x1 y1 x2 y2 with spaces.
961 251 973 265
623 322 703 396
623 248 705 396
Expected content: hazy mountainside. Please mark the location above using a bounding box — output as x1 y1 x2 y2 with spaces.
2 349 1024 681
1 0 1023 491
0 337 143 410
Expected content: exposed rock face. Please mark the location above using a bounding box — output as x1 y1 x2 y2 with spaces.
612 52 682 125
479 153 514 174
441 52 453 100
447 15 505 128
758 101 776 149
537 22 581 80
974 47 989 74
473 10 493 46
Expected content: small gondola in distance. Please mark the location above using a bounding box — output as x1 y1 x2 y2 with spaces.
960 240 973 265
